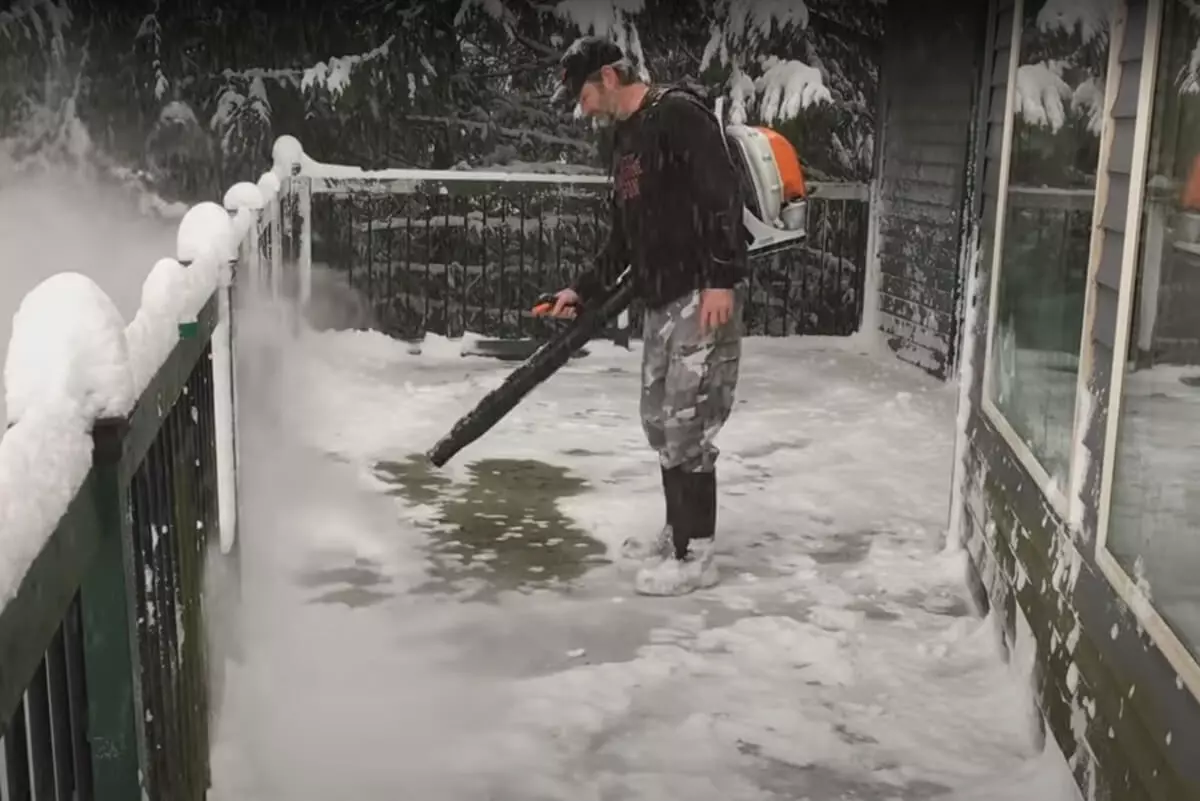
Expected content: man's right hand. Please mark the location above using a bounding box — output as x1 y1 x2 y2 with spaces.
549 288 581 319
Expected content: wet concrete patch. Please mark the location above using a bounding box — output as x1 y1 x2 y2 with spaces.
298 558 393 609
296 564 387 589
735 437 812 460
738 741 952 800
559 447 614 458
310 586 393 608
806 529 876 565
897 588 973 618
373 455 608 600
844 598 903 621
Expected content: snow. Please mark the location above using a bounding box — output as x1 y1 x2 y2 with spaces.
257 171 281 203
1036 0 1115 43
726 67 757 124
1072 77 1105 136
556 0 645 39
1016 62 1073 133
273 136 609 186
4 273 135 427
208 305 1081 800
224 181 265 212
271 135 305 178
176 201 238 267
0 272 136 607
213 289 237 555
701 1 811 67
724 0 810 39
697 2 828 126
946 235 982 553
125 256 216 395
223 182 262 242
1067 383 1094 533
755 57 833 122
299 35 396 98
0 402 93 609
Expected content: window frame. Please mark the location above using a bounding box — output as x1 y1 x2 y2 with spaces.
1090 0 1200 699
980 0 1123 520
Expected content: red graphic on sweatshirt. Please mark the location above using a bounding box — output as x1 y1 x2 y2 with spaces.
615 153 642 201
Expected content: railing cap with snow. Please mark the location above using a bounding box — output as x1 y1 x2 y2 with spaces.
223 181 265 212
177 201 238 265
3 272 135 427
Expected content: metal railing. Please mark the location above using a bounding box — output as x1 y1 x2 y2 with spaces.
268 146 869 343
0 295 226 801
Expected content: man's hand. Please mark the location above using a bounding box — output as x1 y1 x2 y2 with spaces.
699 288 734 333
550 288 581 319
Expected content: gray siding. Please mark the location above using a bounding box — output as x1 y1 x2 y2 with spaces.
957 1 1200 799
874 0 990 379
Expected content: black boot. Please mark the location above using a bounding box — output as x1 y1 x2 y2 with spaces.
672 470 717 560
635 469 720 595
621 466 682 560
661 465 681 531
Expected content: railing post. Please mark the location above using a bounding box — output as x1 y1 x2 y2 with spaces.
277 174 313 333
271 191 286 306
296 176 313 311
78 418 148 801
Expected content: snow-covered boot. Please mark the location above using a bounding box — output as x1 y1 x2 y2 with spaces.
620 466 679 561
634 470 719 596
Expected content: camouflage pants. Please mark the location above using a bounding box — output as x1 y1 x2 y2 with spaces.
640 287 743 473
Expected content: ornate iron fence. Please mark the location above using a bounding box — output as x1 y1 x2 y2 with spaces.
298 172 868 342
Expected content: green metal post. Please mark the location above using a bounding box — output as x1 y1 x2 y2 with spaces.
78 418 148 801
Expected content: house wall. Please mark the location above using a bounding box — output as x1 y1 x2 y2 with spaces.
872 0 990 379
955 0 1200 798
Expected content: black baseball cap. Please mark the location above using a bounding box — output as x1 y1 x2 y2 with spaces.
551 36 627 107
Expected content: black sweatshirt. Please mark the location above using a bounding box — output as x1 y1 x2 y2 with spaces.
570 85 748 310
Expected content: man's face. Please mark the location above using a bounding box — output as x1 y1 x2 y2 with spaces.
577 65 620 122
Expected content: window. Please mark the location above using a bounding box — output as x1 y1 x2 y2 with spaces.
1102 0 1200 664
985 0 1114 490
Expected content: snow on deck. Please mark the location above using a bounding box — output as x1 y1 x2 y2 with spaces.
210 325 1081 801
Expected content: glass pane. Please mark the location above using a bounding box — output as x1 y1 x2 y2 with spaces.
1107 0 1200 661
987 0 1114 486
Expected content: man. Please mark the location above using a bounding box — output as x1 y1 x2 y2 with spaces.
546 37 747 596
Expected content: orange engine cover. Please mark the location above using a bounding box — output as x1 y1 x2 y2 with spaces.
755 126 807 202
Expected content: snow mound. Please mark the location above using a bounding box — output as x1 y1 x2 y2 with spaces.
1016 62 1073 133
272 135 304 178
4 272 134 427
1071 77 1105 135
125 257 213 394
224 181 264 212
177 201 238 266
257 171 281 203
756 57 832 122
223 181 261 241
277 135 609 186
0 271 136 606
222 182 259 240
0 401 94 608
